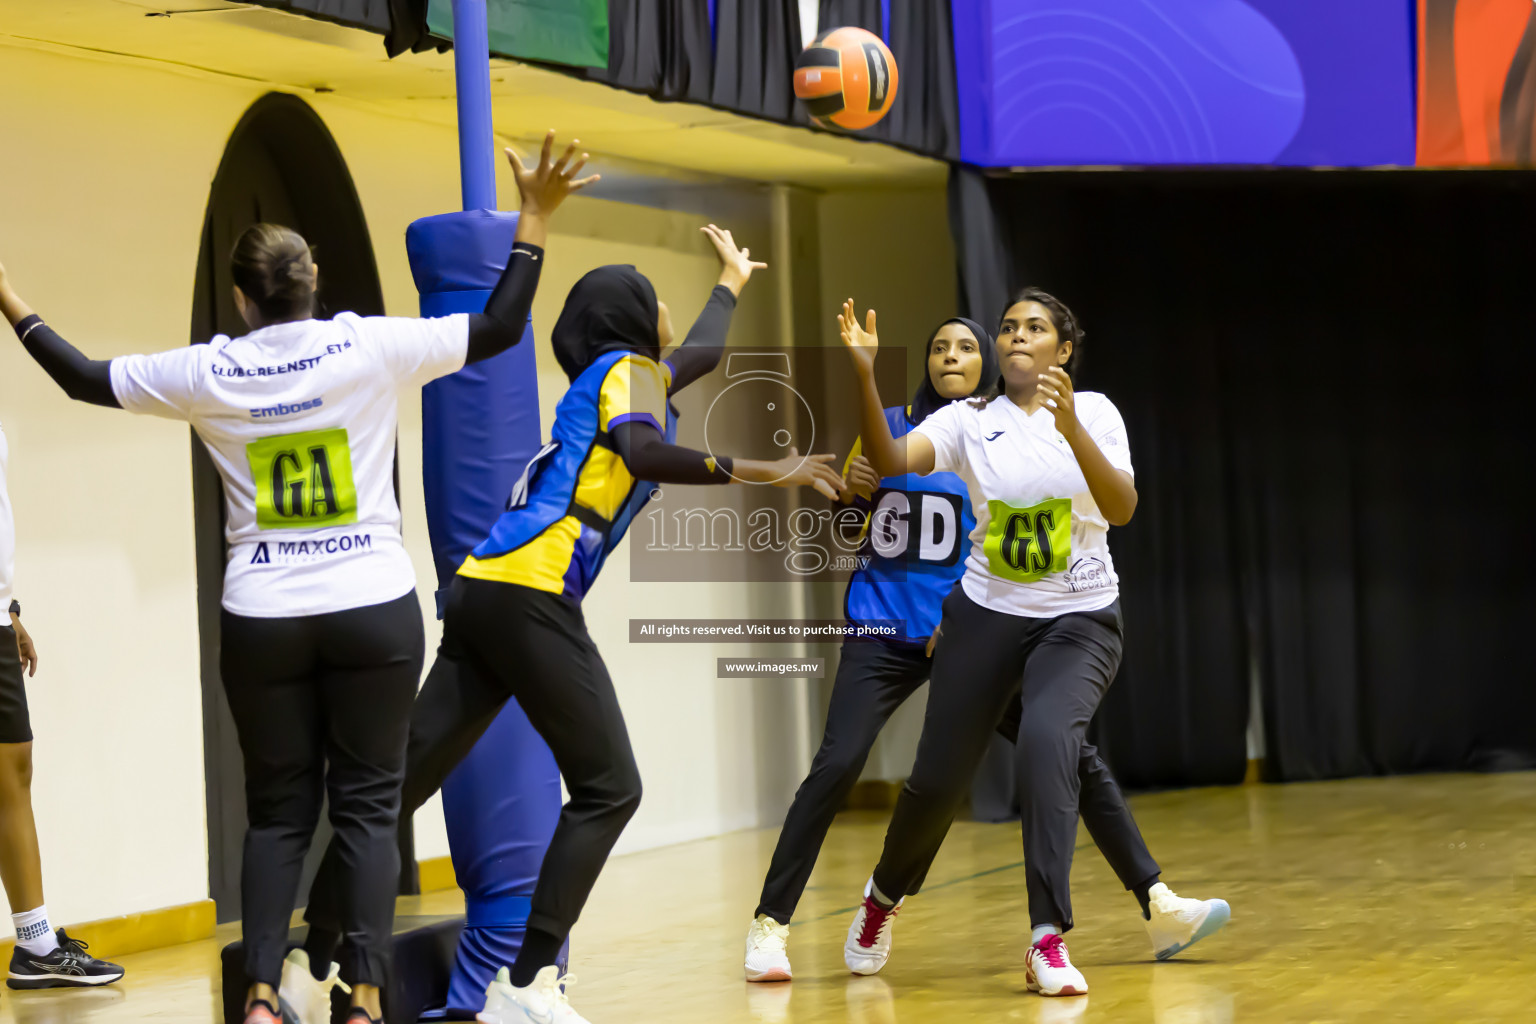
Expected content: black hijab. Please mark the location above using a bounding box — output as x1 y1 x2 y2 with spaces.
551 265 661 384
908 316 999 426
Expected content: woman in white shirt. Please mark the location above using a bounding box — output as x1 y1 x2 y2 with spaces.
833 289 1230 997
1 133 594 1024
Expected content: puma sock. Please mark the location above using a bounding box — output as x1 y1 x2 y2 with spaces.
12 905 59 955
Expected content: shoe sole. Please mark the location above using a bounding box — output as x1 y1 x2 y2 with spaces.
277 992 329 1024
1153 900 1231 961
745 965 792 982
1025 966 1087 997
845 956 887 976
7 971 124 989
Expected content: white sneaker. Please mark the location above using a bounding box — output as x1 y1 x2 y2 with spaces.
1145 882 1231 960
843 878 903 976
744 914 792 982
478 965 589 1024
279 949 350 1024
1025 933 1087 997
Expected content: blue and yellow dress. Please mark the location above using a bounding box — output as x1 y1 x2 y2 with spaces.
459 350 675 600
400 263 739 960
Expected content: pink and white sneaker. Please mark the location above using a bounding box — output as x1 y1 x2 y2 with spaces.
1025 933 1087 997
843 878 903 975
744 914 792 982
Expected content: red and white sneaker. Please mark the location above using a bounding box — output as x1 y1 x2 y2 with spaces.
1025 933 1087 997
843 878 903 976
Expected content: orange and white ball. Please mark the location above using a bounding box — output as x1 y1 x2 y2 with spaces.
793 26 899 132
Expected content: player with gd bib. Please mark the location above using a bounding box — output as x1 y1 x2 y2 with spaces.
743 316 997 980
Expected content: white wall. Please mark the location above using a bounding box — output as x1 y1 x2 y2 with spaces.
0 38 830 923
0 44 253 924
816 187 958 783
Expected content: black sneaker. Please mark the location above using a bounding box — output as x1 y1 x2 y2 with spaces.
6 928 125 988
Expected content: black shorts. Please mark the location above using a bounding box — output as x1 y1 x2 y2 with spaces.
0 624 32 744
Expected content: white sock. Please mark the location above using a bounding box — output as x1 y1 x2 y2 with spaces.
12 905 59 955
1030 923 1062 946
868 878 899 910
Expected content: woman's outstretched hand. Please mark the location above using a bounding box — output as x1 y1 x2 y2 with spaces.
702 224 767 297
506 130 600 220
842 454 881 502
838 298 879 378
764 449 843 500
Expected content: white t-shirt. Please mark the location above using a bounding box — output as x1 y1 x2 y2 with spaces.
912 391 1134 618
110 312 470 618
0 421 13 610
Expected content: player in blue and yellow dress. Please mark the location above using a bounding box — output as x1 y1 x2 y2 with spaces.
353 226 839 1024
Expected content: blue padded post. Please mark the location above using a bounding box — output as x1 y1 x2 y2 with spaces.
408 209 565 1014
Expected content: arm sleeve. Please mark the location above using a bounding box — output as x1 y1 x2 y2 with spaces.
1082 395 1134 477
600 355 732 482
663 286 736 394
13 316 121 409
110 345 207 420
911 402 966 474
465 242 543 365
612 422 734 484
357 312 472 388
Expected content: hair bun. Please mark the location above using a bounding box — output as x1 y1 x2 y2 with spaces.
230 223 315 321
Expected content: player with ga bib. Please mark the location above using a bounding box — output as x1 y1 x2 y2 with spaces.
742 316 997 981
833 291 1231 997
1 132 596 1024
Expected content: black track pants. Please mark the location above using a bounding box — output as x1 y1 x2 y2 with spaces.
755 639 932 924
307 577 640 956
221 590 424 989
870 589 1157 931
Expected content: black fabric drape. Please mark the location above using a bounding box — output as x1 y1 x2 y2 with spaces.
817 0 960 158
948 167 1012 328
710 0 804 121
249 0 436 56
587 0 713 103
954 168 1536 794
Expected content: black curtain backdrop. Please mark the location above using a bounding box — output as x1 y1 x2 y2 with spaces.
587 0 713 103
249 0 436 55
953 167 1536 794
258 1 960 155
571 0 803 121
710 0 804 122
818 0 960 158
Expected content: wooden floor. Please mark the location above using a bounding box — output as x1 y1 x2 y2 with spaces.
5 772 1536 1024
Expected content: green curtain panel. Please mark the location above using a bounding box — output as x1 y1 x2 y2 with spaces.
427 0 608 68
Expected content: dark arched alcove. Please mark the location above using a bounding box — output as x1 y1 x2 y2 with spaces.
191 92 388 922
